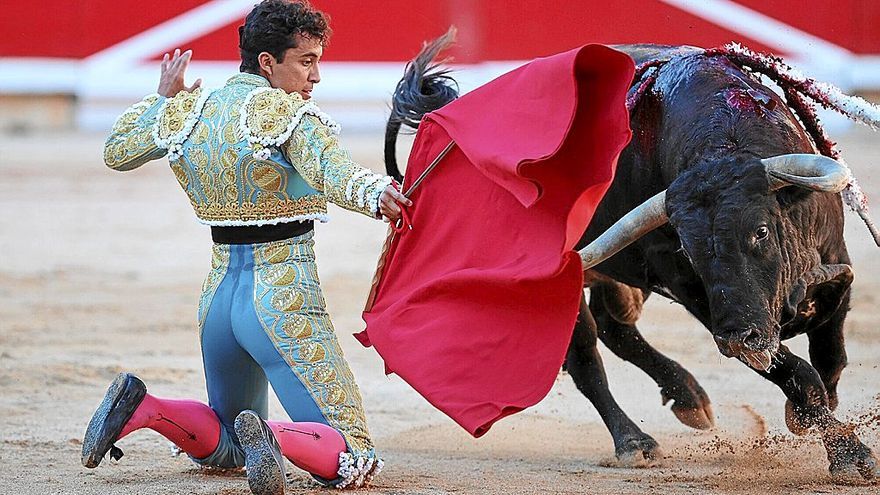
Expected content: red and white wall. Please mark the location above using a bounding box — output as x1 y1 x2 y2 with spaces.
3 0 879 129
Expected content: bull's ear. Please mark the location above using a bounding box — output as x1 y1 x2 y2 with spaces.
774 183 812 208
784 264 853 326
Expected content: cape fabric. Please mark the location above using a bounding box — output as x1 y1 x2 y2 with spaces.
357 45 634 437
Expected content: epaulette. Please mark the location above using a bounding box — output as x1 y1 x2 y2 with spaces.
111 93 161 133
238 87 341 160
152 87 215 160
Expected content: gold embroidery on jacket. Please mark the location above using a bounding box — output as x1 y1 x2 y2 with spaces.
170 162 189 189
106 75 389 225
222 120 239 144
104 94 164 171
190 146 209 171
220 148 239 203
203 99 219 119
251 164 284 192
282 116 391 218
193 195 325 223
245 89 297 141
191 121 210 146
156 89 201 141
170 162 199 205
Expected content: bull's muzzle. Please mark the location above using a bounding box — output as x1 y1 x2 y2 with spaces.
712 326 779 372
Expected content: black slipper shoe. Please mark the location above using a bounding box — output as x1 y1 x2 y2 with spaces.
81 372 147 468
235 410 286 495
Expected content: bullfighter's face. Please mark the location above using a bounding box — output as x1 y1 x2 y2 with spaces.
260 34 322 100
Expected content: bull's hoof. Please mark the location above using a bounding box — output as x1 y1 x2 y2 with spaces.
614 436 665 468
828 439 879 483
784 400 811 436
828 392 839 412
660 366 714 430
671 403 715 430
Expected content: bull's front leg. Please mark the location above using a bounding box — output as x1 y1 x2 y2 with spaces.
566 296 663 467
590 282 714 430
805 301 849 413
751 344 877 481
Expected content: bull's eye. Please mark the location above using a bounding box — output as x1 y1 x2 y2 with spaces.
755 225 770 241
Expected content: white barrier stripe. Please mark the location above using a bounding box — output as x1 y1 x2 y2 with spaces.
659 0 852 61
84 0 254 69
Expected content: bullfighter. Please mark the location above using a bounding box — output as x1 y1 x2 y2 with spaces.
80 1 409 493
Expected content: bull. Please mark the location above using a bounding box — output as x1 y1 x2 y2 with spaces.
385 35 878 480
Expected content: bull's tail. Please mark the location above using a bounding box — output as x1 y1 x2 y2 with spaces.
385 27 460 182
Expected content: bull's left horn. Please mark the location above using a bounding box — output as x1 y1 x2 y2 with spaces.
762 154 852 192
579 191 668 270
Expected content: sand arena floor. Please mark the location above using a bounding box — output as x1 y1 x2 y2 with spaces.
0 128 878 494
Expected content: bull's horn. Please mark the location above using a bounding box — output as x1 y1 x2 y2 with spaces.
762 154 852 192
579 191 668 270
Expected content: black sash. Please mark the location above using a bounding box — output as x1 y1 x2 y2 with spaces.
210 221 314 244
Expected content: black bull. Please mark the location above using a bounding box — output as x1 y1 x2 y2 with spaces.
384 42 875 479
574 44 873 479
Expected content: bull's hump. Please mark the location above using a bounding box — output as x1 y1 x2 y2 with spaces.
612 44 703 66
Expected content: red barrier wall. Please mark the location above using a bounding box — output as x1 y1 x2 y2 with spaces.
3 1 879 61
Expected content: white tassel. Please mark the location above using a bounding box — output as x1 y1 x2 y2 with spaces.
367 176 393 217
356 175 385 209
333 452 383 489
253 147 272 160
199 213 330 227
345 169 373 202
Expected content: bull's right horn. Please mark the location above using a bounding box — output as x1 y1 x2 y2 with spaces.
579 191 668 270
762 154 852 192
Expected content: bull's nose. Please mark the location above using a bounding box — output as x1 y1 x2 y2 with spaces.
713 327 764 358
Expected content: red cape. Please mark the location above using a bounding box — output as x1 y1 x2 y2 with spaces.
357 45 634 437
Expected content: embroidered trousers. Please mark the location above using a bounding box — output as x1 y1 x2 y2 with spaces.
194 231 377 475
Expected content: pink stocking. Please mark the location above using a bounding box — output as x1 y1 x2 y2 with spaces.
118 394 221 459
268 421 347 480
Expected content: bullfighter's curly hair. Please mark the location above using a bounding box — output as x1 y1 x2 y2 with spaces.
238 0 331 74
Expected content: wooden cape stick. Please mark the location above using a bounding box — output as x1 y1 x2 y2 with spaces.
403 140 457 198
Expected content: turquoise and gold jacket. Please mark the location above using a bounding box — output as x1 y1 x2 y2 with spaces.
103 73 392 226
